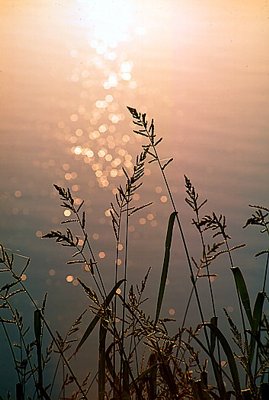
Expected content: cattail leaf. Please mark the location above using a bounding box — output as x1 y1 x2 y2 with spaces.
75 279 125 353
204 322 241 397
231 266 253 327
155 212 177 324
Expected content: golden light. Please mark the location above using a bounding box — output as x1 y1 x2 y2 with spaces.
64 209 72 217
77 0 134 48
66 275 74 283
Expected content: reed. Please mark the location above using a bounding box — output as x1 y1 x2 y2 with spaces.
0 108 268 399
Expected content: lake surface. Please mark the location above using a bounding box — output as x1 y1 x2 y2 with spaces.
1 0 269 396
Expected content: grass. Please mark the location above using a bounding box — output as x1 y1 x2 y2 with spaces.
0 107 269 399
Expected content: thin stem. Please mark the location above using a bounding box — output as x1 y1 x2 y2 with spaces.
262 251 269 294
129 111 227 396
0 254 89 400
119 189 130 391
112 205 123 397
74 207 107 300
0 319 21 383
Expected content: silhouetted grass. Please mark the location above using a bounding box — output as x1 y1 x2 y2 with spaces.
0 108 268 399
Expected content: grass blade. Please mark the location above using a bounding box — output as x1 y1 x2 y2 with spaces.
159 358 178 397
204 322 241 398
147 353 157 400
34 309 43 396
98 319 108 400
122 360 131 400
76 279 125 353
250 291 265 364
155 212 177 324
190 332 227 398
16 383 24 400
231 267 253 326
209 316 218 354
252 292 265 332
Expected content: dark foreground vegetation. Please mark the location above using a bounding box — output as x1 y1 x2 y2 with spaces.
1 108 269 399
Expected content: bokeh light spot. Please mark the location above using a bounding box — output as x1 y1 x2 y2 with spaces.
14 190 22 198
66 275 74 283
160 196 168 203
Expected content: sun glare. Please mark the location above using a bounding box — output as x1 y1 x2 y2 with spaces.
76 0 134 47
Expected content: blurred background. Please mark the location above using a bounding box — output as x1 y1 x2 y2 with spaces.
1 0 269 395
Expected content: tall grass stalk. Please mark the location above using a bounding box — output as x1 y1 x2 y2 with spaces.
0 244 88 399
127 107 229 397
1 108 269 399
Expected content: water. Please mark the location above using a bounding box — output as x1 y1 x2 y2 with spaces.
1 0 269 396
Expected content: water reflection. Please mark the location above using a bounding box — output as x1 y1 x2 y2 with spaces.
54 0 147 196
1 1 269 396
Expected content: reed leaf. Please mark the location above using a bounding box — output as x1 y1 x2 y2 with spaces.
155 212 177 324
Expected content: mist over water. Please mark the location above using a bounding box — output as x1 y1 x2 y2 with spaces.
1 1 269 396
